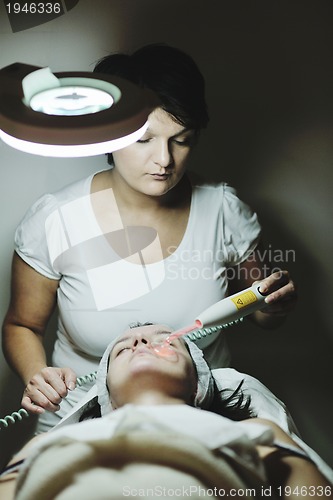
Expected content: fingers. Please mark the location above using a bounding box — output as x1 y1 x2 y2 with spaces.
254 270 297 314
262 270 296 301
21 367 77 414
21 393 54 414
62 367 77 392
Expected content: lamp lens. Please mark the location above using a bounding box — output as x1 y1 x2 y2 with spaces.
30 86 113 116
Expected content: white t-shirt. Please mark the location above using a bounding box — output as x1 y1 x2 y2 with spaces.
15 171 261 373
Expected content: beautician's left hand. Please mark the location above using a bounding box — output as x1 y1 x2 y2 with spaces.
253 270 297 317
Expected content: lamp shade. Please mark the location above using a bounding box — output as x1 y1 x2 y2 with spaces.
0 63 159 157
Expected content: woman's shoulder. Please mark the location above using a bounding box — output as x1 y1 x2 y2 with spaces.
51 171 97 204
22 171 97 219
189 173 258 219
188 171 240 204
189 171 236 191
15 172 99 243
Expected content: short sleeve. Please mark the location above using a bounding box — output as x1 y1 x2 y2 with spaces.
222 185 261 266
14 194 61 280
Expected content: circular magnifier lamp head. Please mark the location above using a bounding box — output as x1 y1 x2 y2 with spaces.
30 86 114 116
0 63 159 157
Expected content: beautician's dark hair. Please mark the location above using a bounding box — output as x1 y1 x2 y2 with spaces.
94 43 209 164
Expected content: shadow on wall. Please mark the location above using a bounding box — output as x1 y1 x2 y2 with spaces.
226 207 333 468
188 1 333 470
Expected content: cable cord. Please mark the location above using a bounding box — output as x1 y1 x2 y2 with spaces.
185 319 243 340
0 371 98 430
0 319 243 429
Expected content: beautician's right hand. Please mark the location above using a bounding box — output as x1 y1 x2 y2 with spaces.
21 367 77 414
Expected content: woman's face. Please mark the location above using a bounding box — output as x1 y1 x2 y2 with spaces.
107 324 197 408
111 108 195 197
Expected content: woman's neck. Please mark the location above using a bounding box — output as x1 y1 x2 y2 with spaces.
121 391 188 407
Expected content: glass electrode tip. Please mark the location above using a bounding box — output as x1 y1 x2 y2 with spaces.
152 341 177 359
152 321 200 358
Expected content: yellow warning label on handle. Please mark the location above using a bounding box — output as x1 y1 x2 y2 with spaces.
231 290 258 310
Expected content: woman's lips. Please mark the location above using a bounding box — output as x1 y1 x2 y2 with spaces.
132 347 155 357
149 173 171 180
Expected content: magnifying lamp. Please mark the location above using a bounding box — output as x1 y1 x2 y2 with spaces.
0 63 159 157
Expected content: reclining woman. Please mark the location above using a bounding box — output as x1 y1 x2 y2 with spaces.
0 324 331 500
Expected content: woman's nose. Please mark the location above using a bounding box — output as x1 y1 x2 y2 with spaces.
133 337 149 348
153 140 172 168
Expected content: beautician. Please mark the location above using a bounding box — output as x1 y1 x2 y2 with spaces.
2 44 296 432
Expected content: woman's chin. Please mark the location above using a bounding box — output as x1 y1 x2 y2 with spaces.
142 181 175 197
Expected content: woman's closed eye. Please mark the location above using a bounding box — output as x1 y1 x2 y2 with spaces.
116 347 131 356
136 134 194 147
136 137 152 144
113 342 132 357
172 136 193 146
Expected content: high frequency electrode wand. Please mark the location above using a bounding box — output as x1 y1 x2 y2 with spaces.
153 284 268 355
195 283 268 329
